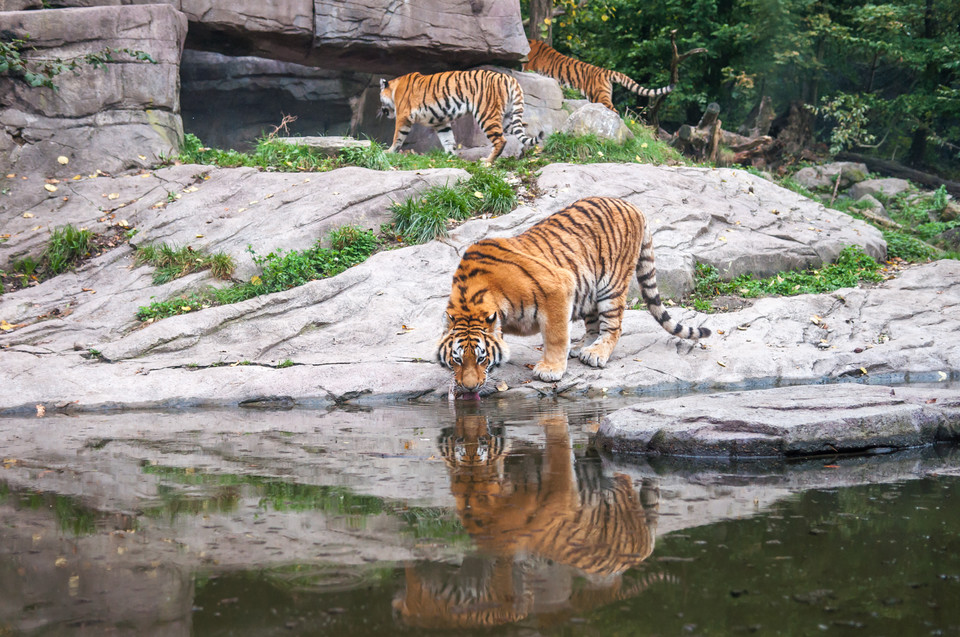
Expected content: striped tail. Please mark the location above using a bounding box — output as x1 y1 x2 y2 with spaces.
636 229 710 340
612 71 674 98
505 81 541 151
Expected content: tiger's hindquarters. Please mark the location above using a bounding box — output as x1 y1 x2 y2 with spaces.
636 230 710 340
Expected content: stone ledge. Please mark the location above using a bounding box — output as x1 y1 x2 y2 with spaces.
597 384 960 459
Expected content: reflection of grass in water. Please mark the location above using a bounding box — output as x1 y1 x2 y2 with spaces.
140 465 471 543
0 481 98 536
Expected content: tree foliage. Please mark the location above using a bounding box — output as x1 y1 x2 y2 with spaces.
523 0 960 173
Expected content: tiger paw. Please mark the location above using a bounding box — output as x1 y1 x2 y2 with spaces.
578 346 610 368
533 360 565 382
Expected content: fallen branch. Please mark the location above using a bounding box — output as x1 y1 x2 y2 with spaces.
836 151 960 198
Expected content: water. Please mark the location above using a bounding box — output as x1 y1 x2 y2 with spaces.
1 398 959 635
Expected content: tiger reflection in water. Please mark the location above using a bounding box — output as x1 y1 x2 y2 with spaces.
392 407 668 629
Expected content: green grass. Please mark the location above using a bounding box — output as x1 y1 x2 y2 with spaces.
134 243 235 284
1 224 93 293
45 224 93 275
390 164 517 244
689 245 885 311
136 225 380 322
540 119 684 166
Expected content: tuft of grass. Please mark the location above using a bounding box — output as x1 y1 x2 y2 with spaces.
689 245 885 311
134 243 235 285
45 224 93 275
338 141 392 171
541 119 685 166
882 230 943 262
136 226 380 322
390 165 516 244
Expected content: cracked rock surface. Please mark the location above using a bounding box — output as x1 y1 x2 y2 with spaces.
2 163 957 415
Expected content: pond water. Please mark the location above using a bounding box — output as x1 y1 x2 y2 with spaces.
1 398 959 636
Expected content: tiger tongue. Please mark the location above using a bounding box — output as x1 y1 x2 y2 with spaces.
457 391 482 401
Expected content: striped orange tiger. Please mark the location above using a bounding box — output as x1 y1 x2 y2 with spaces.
437 196 710 396
379 69 540 164
523 39 673 112
393 409 668 629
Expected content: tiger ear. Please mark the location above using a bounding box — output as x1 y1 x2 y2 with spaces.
380 78 387 89
442 312 453 330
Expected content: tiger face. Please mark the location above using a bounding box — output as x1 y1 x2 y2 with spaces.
437 311 509 396
379 78 397 119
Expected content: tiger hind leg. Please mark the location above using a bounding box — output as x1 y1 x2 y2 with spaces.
435 126 457 154
577 293 626 368
569 312 600 359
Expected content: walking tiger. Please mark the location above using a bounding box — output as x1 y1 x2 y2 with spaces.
379 69 541 164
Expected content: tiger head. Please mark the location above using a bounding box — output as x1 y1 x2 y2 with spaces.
437 308 510 397
379 76 411 119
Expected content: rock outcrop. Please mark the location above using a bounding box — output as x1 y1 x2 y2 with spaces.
3 162 956 416
0 5 187 178
43 0 528 74
597 384 960 458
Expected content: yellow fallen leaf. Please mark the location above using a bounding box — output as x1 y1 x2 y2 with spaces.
107 193 119 200
718 236 727 241
23 212 34 218
496 380 508 392
57 156 69 165
138 155 147 160
473 191 484 199
35 404 46 417
717 361 727 367
180 306 191 311
596 151 604 157
938 371 948 381
860 367 868 375
0 320 15 331
635 155 643 162
44 184 57 192
72 175 82 180
810 315 821 324
641 142 648 149
251 275 262 285
117 219 130 228
4 173 13 179
238 207 247 213
195 234 204 238
55 557 68 568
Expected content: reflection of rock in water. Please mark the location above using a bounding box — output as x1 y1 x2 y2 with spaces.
394 407 669 629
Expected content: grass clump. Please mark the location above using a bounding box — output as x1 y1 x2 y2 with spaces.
136 226 380 322
45 225 93 275
541 119 684 166
391 165 516 244
690 245 885 311
134 243 235 284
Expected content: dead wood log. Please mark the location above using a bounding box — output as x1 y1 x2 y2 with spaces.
836 151 960 198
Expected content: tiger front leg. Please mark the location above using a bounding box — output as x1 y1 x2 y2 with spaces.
578 293 626 368
532 276 576 382
387 116 413 153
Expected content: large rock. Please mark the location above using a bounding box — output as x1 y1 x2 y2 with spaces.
849 177 913 200
0 5 187 177
559 103 634 143
0 162 467 277
792 161 869 191
597 384 960 458
2 163 958 415
48 0 528 74
312 0 528 73
180 50 371 151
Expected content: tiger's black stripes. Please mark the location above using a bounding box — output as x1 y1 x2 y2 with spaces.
438 197 710 392
380 69 540 163
523 39 673 112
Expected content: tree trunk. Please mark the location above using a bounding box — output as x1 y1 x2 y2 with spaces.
528 0 553 44
837 150 960 198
